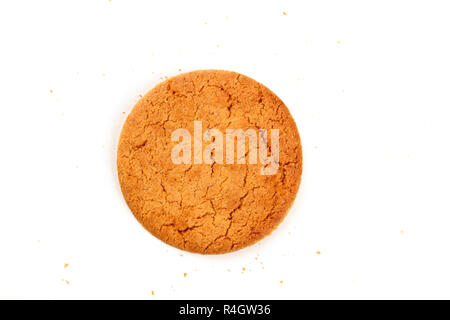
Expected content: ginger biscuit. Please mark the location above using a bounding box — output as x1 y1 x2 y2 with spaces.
117 70 302 254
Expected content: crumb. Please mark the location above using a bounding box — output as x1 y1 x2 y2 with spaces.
337 40 341 44
283 12 287 16
49 89 54 93
314 146 318 150
152 290 155 295
227 269 231 272
138 94 143 98
183 273 187 277
122 111 125 115
64 263 69 268
178 69 182 72
180 254 183 257
255 257 258 260
204 22 208 25
316 251 321 255
341 89 345 93
280 280 284 284
216 44 220 48
242 267 246 271
400 230 405 235
37 240 40 243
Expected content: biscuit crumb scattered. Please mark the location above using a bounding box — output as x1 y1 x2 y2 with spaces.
37 240 40 243
280 280 284 284
152 290 155 295
316 251 321 255
64 263 69 268
183 273 187 277
337 40 341 44
400 230 405 235
242 267 246 271
227 269 231 272
283 12 287 16
49 89 53 93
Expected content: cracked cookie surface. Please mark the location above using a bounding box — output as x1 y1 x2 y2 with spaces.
117 70 302 254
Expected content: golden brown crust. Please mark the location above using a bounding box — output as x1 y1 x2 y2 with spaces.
117 70 302 254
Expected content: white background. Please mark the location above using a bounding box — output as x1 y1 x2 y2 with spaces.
0 0 449 299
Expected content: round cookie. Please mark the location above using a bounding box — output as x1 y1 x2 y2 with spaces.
117 70 302 254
